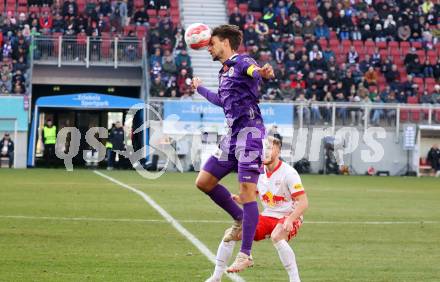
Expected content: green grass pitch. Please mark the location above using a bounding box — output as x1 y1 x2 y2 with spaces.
0 169 439 281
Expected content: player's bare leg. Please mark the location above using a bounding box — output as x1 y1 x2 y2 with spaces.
227 181 258 273
271 224 301 282
196 169 243 227
195 170 219 193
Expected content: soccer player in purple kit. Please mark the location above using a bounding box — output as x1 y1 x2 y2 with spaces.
192 24 275 273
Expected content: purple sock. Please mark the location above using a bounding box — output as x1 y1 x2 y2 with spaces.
240 201 259 256
206 184 243 221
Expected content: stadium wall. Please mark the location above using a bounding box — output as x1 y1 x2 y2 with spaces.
32 65 143 87
0 96 28 168
149 120 417 176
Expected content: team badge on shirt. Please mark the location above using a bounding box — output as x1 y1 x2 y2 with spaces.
228 66 234 77
261 191 286 207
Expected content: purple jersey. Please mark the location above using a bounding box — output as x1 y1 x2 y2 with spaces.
218 54 263 129
197 54 265 157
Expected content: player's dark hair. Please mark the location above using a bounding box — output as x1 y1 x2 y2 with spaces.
211 25 243 51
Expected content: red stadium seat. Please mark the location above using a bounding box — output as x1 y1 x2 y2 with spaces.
77 34 87 45
5 3 15 14
411 41 422 49
41 6 51 14
400 45 410 56
101 39 111 58
353 40 363 51
364 40 374 49
388 41 398 50
170 8 179 17
29 6 40 13
410 109 421 122
407 98 421 122
329 39 339 50
101 32 111 39
407 96 418 104
393 55 403 66
252 12 262 22
134 0 143 9
400 109 409 121
17 6 28 14
376 41 387 49
318 38 328 49
416 49 426 58
147 9 157 17
238 3 248 15
413 77 424 86
136 25 148 38
400 41 410 49
124 25 136 35
379 49 388 58
171 16 180 27
341 39 351 48
170 0 179 8
426 50 436 62
149 17 159 26
436 110 440 123
294 37 304 48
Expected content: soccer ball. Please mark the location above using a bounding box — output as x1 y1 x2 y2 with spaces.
184 23 211 50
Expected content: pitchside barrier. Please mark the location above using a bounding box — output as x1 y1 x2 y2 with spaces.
146 98 440 176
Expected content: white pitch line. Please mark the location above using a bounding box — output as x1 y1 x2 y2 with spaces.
306 221 440 224
2 215 438 225
0 215 166 223
1 215 438 225
93 170 245 282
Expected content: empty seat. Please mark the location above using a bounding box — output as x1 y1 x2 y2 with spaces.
388 41 398 49
411 41 423 49
376 41 387 49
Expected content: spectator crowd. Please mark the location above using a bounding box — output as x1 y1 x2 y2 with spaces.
228 0 439 104
0 0 191 98
0 10 30 95
2 0 439 115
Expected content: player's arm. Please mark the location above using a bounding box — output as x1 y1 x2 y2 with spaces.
283 172 308 232
243 61 275 80
192 77 222 107
283 193 308 232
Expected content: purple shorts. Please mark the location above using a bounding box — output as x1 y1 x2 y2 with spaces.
203 129 264 184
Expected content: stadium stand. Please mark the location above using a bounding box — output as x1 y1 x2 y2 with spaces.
0 0 189 97
1 0 438 118
226 0 439 107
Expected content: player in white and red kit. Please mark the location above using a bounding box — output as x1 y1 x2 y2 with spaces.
206 136 309 281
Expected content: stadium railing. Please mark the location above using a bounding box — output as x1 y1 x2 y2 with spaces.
32 36 143 68
148 97 440 136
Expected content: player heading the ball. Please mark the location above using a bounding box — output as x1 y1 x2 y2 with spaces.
192 24 275 273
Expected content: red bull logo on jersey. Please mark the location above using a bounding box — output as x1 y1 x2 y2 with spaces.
294 183 303 190
261 191 286 207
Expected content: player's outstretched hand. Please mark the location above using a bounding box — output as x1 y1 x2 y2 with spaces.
192 77 203 90
258 63 275 80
